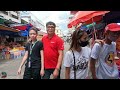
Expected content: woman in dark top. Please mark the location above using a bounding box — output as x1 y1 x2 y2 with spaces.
17 27 44 79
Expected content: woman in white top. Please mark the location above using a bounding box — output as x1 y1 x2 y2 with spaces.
63 29 91 79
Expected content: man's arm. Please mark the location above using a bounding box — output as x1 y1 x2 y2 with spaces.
40 50 44 70
53 38 64 78
20 51 28 68
90 57 97 79
17 51 28 75
65 67 70 79
56 50 63 70
53 50 63 78
40 50 44 76
90 43 101 79
56 38 64 70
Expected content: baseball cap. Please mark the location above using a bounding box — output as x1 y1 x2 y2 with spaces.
105 23 120 32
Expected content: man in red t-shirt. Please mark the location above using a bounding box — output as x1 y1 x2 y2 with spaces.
42 21 64 79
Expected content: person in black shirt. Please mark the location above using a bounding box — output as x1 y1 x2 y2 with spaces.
17 27 44 79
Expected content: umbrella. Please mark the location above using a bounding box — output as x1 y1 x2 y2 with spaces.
68 11 109 28
68 11 110 39
68 11 110 28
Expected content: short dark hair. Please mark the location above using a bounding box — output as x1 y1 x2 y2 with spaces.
46 21 56 27
29 27 38 34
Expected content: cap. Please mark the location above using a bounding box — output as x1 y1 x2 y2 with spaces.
105 23 120 32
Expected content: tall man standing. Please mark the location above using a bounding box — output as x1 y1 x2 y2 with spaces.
42 21 64 79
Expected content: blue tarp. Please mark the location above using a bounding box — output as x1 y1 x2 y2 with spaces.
18 24 33 37
10 23 33 37
0 24 33 37
0 30 19 36
18 30 28 37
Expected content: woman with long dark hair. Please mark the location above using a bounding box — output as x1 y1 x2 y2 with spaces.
63 29 91 79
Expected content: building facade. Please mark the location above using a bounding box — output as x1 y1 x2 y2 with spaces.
68 11 79 34
0 11 21 23
20 11 46 40
55 26 63 38
20 11 45 31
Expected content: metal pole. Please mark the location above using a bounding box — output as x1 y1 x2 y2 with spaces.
27 16 31 41
92 17 97 39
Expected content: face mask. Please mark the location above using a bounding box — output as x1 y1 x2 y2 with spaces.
79 40 89 47
108 36 117 42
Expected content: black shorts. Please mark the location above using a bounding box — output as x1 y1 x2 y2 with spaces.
23 67 41 79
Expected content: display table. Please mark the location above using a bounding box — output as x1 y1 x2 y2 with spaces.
9 48 25 59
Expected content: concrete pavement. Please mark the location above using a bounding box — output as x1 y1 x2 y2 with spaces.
0 57 24 79
0 42 70 79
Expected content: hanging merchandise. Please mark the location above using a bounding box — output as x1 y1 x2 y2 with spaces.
89 22 105 31
86 22 96 28
79 22 96 32
80 25 88 31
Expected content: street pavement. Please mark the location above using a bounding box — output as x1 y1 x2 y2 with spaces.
0 42 70 79
0 57 24 79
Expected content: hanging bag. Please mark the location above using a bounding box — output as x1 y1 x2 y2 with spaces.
71 50 76 79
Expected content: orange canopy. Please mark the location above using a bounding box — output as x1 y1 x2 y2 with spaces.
68 11 110 28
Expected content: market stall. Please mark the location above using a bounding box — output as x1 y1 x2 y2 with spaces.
0 29 25 60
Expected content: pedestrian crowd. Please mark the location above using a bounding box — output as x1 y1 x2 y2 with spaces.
17 21 120 79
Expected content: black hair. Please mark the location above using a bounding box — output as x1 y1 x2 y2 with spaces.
46 21 56 27
29 27 38 34
69 29 87 51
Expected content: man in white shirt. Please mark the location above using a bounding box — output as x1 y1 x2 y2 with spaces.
90 23 120 79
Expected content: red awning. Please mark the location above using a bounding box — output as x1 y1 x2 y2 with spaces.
13 25 27 30
12 23 33 30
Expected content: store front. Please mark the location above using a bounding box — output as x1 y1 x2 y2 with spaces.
0 24 25 60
